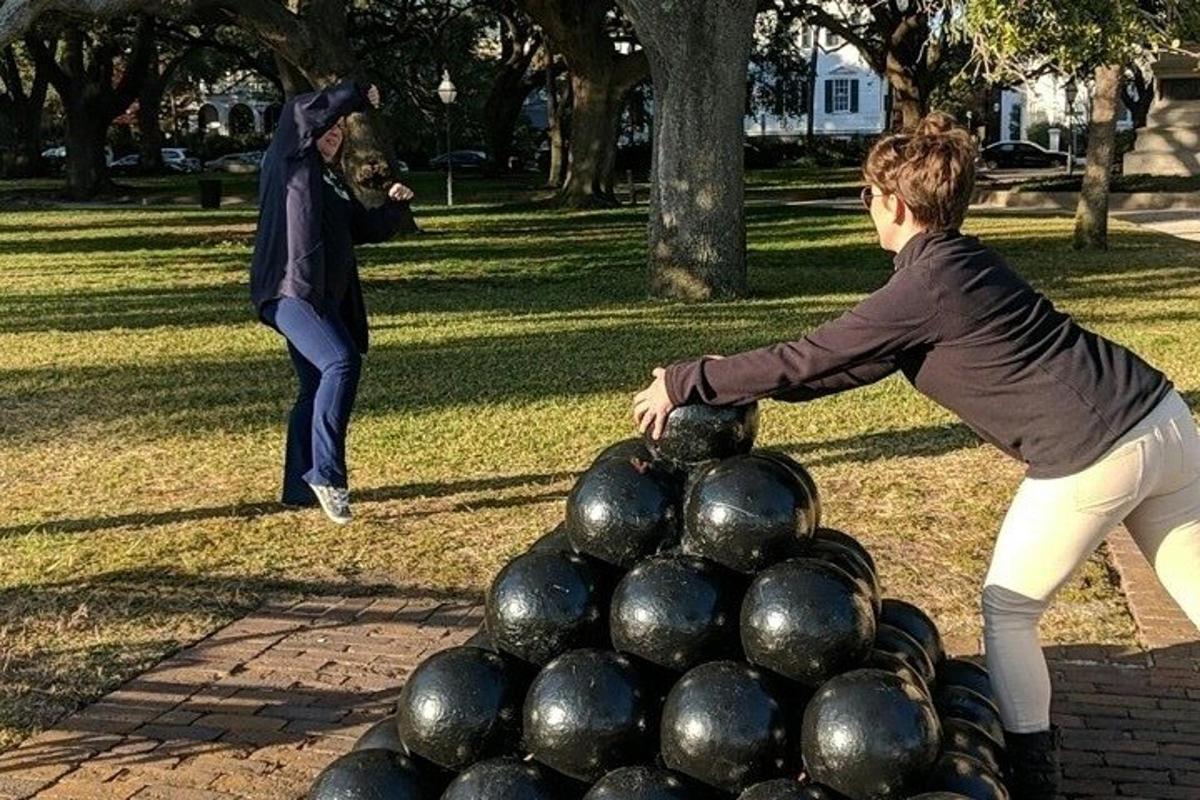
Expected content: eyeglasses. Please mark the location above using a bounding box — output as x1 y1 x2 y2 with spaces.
860 186 888 210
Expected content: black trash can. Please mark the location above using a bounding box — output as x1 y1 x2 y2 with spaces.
199 178 223 209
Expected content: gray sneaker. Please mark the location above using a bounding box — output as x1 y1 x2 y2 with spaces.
307 482 352 525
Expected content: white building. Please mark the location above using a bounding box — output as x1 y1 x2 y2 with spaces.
184 72 282 137
744 8 1138 147
1000 72 1135 147
745 14 888 138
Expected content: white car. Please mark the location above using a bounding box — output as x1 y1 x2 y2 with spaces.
161 148 201 173
41 145 115 167
204 151 264 173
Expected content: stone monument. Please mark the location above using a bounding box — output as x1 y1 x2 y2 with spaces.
1124 46 1200 176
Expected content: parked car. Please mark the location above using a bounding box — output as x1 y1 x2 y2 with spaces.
204 151 264 173
979 140 1069 170
161 148 202 173
429 149 488 170
41 145 115 170
111 153 141 172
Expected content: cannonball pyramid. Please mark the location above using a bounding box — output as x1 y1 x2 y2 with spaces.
310 404 1010 800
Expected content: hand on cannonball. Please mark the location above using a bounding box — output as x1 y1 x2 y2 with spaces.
387 182 414 202
366 83 382 109
633 367 675 440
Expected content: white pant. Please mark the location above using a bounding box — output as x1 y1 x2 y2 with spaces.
983 389 1200 732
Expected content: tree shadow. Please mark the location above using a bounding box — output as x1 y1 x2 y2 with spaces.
772 422 981 467
0 469 573 540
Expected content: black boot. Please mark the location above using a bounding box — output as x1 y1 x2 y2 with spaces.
1004 726 1061 800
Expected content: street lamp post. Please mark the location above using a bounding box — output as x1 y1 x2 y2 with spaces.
1064 78 1078 177
437 70 458 207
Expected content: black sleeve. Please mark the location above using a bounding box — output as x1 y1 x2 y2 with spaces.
665 267 939 406
284 79 368 158
350 198 408 244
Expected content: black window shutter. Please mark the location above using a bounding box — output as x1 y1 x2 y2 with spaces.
825 80 834 113
850 79 860 113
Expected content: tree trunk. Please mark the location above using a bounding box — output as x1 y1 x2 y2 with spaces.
0 44 49 177
138 80 165 173
274 53 312 98
483 11 539 175
544 66 567 188
483 63 534 174
886 55 924 131
1074 64 1122 251
516 0 647 206
617 0 758 300
560 70 623 205
63 99 113 198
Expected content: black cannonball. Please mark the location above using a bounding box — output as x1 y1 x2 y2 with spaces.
802 537 881 615
351 716 455 785
937 659 996 707
645 403 760 469
801 669 941 800
595 438 655 466
529 523 574 553
661 661 788 793
739 779 848 799
934 686 1004 749
812 528 876 578
610 554 741 672
682 454 817 574
440 757 569 800
523 649 655 782
880 599 944 669
486 550 607 666
907 795 972 799
924 753 1009 800
754 450 822 528
567 457 679 568
875 623 937 687
942 719 1004 776
308 749 436 800
353 715 404 753
464 627 496 651
584 765 699 800
742 558 875 687
395 646 525 771
865 649 931 700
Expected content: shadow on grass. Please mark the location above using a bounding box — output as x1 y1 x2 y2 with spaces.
0 470 574 540
775 422 981 467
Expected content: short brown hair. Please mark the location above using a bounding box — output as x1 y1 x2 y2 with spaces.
863 112 977 231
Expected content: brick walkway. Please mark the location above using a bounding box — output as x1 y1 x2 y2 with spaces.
0 595 482 800
1 569 1198 799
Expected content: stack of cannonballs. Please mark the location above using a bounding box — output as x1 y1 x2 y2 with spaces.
309 405 1010 800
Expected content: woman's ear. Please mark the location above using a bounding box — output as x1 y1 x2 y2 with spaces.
889 194 906 226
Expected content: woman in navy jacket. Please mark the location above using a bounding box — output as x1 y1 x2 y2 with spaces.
250 79 413 524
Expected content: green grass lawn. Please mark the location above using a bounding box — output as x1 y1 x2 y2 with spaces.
0 165 864 208
2 184 1199 751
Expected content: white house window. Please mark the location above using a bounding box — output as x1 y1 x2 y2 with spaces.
832 79 850 112
824 77 860 115
825 30 842 47
799 25 814 50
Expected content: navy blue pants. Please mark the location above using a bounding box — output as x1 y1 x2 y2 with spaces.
262 297 361 503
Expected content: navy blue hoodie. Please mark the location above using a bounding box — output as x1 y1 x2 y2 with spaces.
249 79 406 353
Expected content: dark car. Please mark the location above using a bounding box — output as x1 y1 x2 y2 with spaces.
429 150 488 170
979 140 1069 170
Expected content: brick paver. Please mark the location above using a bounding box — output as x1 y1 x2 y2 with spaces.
1 578 1197 799
0 595 481 800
